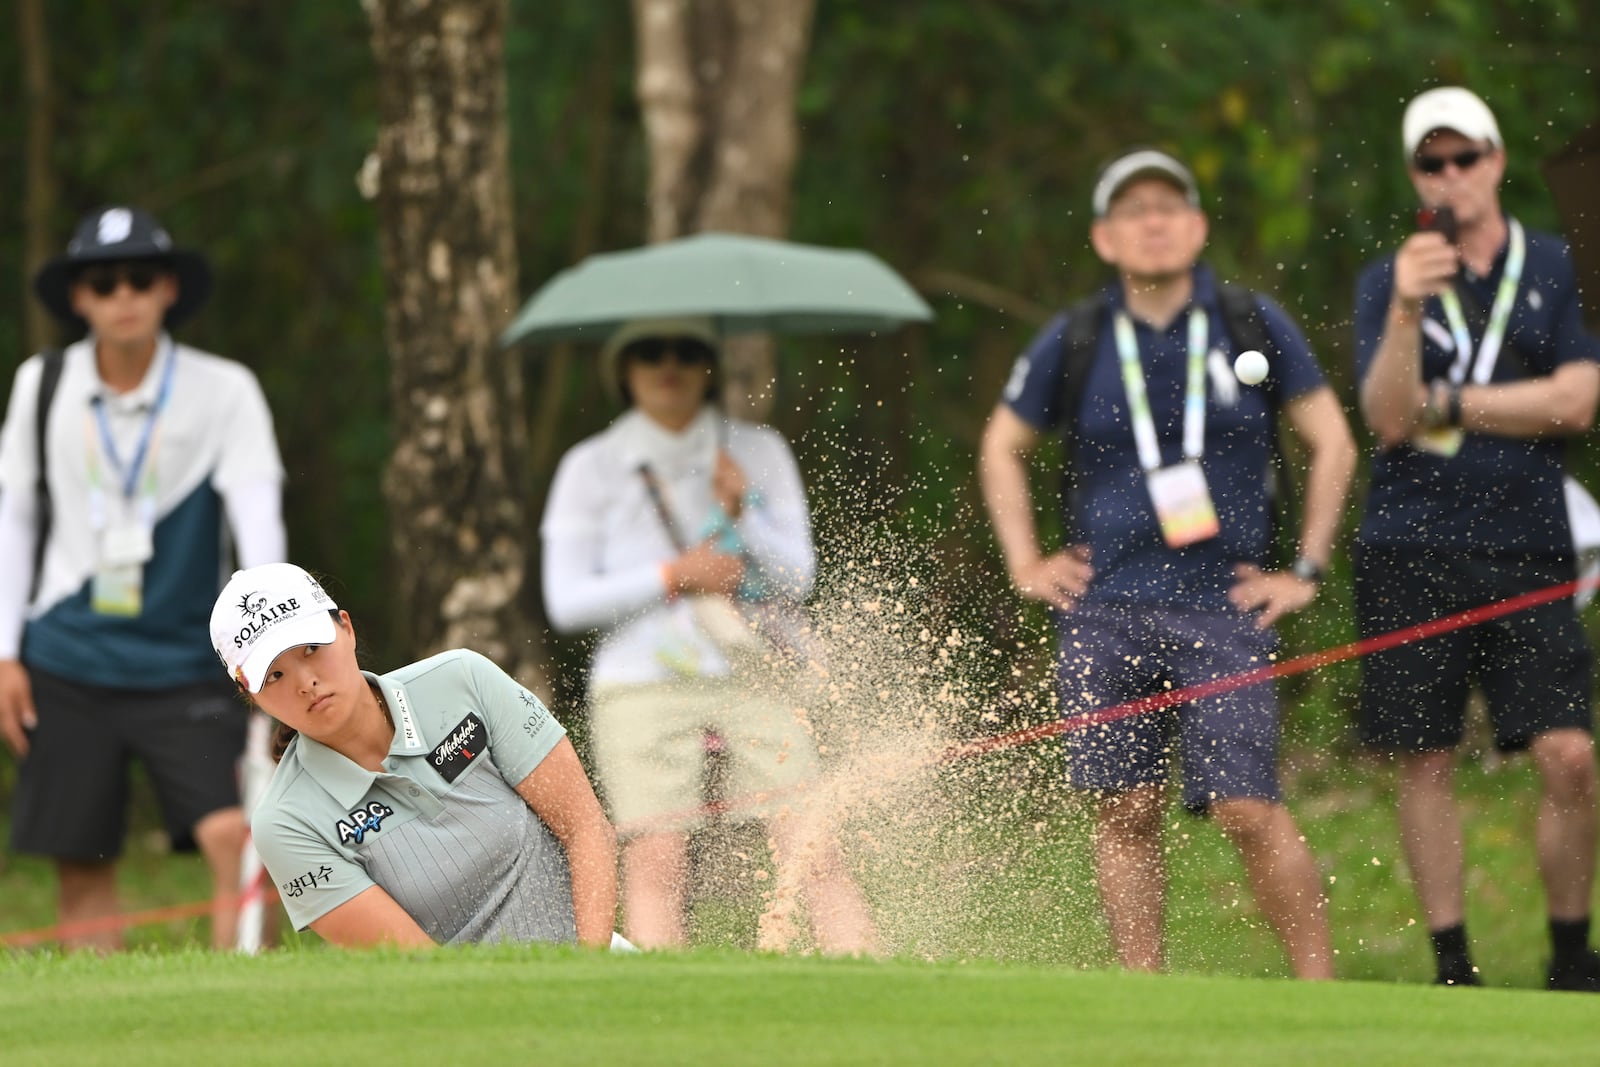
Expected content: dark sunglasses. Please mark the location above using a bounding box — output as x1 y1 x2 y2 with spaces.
75 261 167 297
623 337 716 366
1413 148 1490 175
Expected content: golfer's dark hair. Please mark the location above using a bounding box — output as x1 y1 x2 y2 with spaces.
245 609 349 764
270 720 298 763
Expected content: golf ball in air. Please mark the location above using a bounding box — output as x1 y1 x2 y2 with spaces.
1234 349 1268 385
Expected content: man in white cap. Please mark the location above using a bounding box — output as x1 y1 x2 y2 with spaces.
0 205 286 950
1353 87 1600 990
981 148 1355 978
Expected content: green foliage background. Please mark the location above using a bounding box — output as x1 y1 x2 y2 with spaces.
0 3 1596 760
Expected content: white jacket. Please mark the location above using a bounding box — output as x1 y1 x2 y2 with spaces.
540 407 814 686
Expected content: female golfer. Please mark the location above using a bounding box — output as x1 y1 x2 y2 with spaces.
541 317 876 953
209 562 617 948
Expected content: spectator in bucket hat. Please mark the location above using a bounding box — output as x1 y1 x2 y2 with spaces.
0 204 287 951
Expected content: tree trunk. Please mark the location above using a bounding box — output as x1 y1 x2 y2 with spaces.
19 0 58 355
631 0 816 420
364 0 547 692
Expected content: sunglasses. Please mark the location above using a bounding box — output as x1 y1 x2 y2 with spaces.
1413 148 1491 175
75 261 168 297
623 337 716 366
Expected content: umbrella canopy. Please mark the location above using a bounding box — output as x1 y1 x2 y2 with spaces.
500 232 933 347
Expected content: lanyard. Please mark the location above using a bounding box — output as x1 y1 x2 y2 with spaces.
1112 307 1209 472
90 340 177 502
1438 218 1526 386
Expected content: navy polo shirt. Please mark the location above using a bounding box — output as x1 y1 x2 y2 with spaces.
1002 265 1327 610
1353 221 1600 555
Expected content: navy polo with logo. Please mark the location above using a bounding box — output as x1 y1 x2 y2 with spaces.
1354 221 1600 555
1001 264 1327 610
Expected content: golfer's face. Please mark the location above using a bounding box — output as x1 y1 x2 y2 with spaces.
253 612 366 739
1091 178 1207 282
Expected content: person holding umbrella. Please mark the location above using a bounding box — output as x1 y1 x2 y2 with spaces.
0 205 286 950
541 316 877 953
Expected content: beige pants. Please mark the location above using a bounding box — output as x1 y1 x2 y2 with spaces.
589 674 823 836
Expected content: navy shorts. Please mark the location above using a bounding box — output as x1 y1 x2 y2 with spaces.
1355 545 1593 753
1055 602 1282 813
9 667 248 862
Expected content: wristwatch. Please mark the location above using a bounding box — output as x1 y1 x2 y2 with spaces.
1289 557 1325 585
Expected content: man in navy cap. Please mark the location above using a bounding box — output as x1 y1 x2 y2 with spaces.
980 149 1355 978
0 206 287 950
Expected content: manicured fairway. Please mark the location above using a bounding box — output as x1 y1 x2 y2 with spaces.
3 946 1594 1065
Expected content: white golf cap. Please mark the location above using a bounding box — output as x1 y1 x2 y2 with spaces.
210 563 339 693
1092 149 1200 218
1403 87 1502 157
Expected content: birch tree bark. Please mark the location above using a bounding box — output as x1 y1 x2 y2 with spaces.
631 0 816 419
364 0 546 691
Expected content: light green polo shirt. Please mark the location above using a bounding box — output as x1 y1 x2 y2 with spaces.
251 648 576 944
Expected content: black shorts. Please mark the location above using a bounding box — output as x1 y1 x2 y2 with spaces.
9 668 248 862
1354 545 1593 753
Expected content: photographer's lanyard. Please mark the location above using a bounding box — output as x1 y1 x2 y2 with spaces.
86 339 176 532
1113 308 1220 547
1439 218 1526 385
1113 308 1209 470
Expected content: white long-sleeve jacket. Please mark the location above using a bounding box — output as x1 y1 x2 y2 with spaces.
540 407 813 687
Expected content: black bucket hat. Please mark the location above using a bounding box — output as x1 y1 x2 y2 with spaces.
33 205 213 331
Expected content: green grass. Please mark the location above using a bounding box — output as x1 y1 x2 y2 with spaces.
2 947 1596 1066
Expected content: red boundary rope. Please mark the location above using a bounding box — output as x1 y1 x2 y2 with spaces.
3 575 1585 947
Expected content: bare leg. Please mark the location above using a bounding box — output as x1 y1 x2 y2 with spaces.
1093 785 1167 972
1528 728 1599 920
193 806 247 950
56 860 122 953
1396 749 1465 929
768 814 877 955
1210 797 1334 979
622 831 690 949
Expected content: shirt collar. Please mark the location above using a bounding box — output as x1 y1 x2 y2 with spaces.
1105 264 1219 325
88 333 176 410
367 669 429 756
609 405 721 479
292 733 379 809
1463 212 1516 284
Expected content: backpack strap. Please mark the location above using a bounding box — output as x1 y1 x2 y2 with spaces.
31 348 65 604
1054 292 1110 541
1056 293 1108 448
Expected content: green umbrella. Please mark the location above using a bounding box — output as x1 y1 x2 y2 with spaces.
500 232 933 346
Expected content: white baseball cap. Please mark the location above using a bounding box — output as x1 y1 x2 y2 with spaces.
1092 149 1200 218
210 563 339 693
1403 87 1503 158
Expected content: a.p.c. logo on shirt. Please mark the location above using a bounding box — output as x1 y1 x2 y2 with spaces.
336 801 394 846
